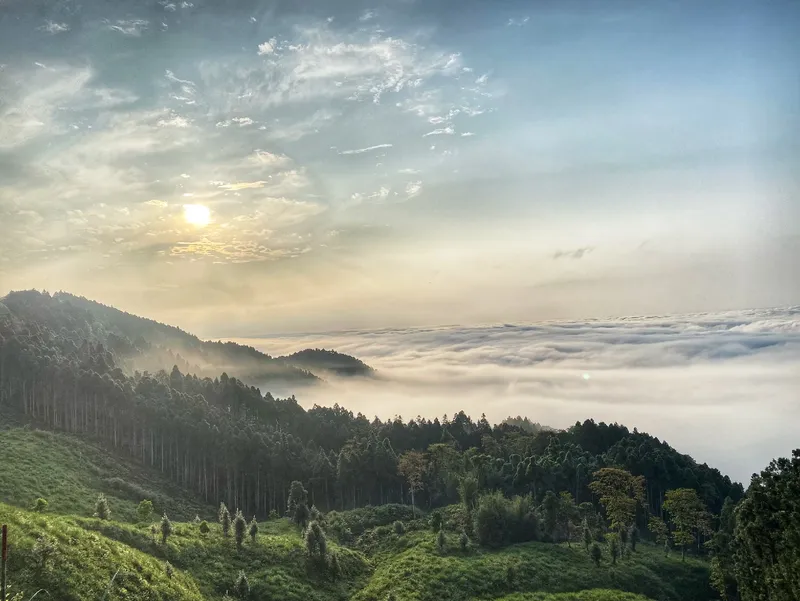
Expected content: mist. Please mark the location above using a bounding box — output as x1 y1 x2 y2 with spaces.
229 306 800 485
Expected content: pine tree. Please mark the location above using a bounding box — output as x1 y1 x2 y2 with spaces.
591 542 602 566
582 519 593 553
234 510 247 549
219 502 231 537
436 528 446 554
233 570 249 599
248 517 258 543
160 513 173 544
94 494 111 520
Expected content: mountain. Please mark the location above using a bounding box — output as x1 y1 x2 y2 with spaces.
0 290 372 390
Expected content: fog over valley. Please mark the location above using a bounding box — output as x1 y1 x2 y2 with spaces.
229 306 800 485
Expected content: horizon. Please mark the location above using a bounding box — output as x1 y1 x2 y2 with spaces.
1 0 799 334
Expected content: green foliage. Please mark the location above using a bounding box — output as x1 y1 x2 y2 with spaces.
436 528 446 554
219 502 231 537
733 450 800 601
165 560 174 579
233 570 250 599
234 509 247 549
393 520 405 535
327 504 418 541
199 520 210 535
457 475 479 512
663 489 711 560
472 492 539 548
94 493 110 520
328 551 342 581
430 510 443 532
305 520 328 567
248 516 259 542
33 498 48 513
591 542 603 566
583 520 593 553
628 524 639 552
459 530 469 552
136 499 153 523
648 517 669 546
588 469 645 533
160 512 173 543
607 534 620 565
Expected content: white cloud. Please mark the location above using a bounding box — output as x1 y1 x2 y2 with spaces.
461 132 475 137
423 127 454 137
339 143 393 155
235 307 800 484
405 181 423 198
39 21 70 34
108 19 149 36
475 73 489 85
257 38 277 55
145 200 168 208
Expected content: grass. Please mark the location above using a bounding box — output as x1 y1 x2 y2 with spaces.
350 531 713 601
0 427 211 522
0 427 715 601
0 503 204 601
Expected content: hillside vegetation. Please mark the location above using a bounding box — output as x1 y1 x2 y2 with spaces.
1 290 797 601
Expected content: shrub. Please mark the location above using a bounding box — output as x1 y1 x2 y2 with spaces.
33 498 48 513
628 524 639 552
219 502 231 537
32 534 57 573
94 494 111 520
583 519 592 552
160 513 173 544
608 533 620 565
136 499 153 523
234 509 247 549
436 528 446 553
305 520 328 567
249 516 259 542
233 570 250 598
393 520 405 535
591 542 602 566
459 530 469 552
473 492 509 547
268 509 279 520
199 520 210 535
430 510 443 532
164 561 174 579
328 551 341 581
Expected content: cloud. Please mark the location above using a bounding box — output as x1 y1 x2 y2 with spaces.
507 17 530 27
554 247 594 259
338 143 393 155
39 21 70 34
405 181 423 198
144 200 168 208
257 38 277 55
461 132 475 137
423 127 454 137
108 19 149 36
233 306 800 484
218 181 268 190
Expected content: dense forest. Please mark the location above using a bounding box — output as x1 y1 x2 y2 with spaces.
0 289 797 600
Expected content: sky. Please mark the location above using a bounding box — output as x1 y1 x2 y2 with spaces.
1 0 799 335
233 306 800 484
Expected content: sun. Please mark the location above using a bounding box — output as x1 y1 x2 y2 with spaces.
183 204 211 227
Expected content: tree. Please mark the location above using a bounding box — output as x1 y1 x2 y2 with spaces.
234 510 247 549
588 468 645 534
582 519 593 553
664 488 711 561
248 517 259 543
137 500 154 523
329 551 341 581
542 490 559 542
94 494 111 520
398 450 427 517
219 502 231 537
430 510 443 532
558 491 580 547
160 513 173 544
233 570 249 599
733 450 800 601
436 528 446 554
458 475 479 513
459 530 469 552
649 516 669 546
708 497 737 601
33 497 48 513
591 542 602 566
393 520 405 535
607 533 620 565
200 520 210 535
288 481 310 529
305 520 328 567
628 524 639 552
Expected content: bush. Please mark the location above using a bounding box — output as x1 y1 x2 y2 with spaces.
249 516 258 542
591 542 603 566
160 513 173 544
136 499 154 523
33 497 48 513
219 502 231 537
459 530 469 552
164 561 174 579
233 570 250 598
234 509 247 549
328 551 341 581
473 492 509 547
199 520 210 535
305 520 328 567
268 509 279 520
430 510 443 532
94 494 111 520
393 520 405 535
436 528 446 553
608 533 620 565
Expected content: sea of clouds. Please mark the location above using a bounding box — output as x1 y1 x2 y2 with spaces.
233 307 800 485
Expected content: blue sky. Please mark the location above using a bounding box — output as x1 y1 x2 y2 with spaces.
1 0 798 334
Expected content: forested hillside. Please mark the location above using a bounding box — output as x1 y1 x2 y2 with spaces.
0 290 797 601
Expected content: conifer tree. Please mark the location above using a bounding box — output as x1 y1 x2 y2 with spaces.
219 502 231 537
234 510 247 549
160 513 173 544
248 516 258 543
94 494 111 520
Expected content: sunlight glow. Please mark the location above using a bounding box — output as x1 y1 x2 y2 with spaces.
183 204 211 227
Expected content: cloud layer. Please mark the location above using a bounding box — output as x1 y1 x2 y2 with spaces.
232 307 800 484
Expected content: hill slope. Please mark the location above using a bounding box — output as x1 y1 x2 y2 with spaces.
1 290 372 389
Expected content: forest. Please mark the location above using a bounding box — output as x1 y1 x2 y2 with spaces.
0 289 797 601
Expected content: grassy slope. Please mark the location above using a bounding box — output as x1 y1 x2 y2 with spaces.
0 428 714 601
0 427 211 522
350 531 712 601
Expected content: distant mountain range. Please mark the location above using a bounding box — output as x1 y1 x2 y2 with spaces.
0 290 374 387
